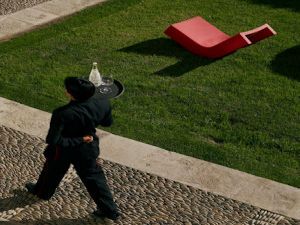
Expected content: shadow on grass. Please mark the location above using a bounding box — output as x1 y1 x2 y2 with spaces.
120 38 215 77
246 0 300 12
271 45 300 81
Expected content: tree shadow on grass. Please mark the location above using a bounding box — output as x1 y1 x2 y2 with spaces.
271 45 300 81
119 38 215 77
246 0 300 12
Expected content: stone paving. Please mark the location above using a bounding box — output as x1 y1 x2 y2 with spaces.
0 125 299 224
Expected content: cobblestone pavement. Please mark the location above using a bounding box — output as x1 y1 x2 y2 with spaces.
0 126 299 225
0 0 50 15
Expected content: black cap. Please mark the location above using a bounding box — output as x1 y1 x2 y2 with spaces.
64 77 95 101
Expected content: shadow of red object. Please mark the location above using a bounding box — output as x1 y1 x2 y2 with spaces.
164 16 276 59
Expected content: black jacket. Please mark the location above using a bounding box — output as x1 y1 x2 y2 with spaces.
44 96 112 158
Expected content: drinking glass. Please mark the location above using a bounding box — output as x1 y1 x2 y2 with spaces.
99 74 114 94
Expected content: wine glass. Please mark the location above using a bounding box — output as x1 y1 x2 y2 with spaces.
99 74 114 94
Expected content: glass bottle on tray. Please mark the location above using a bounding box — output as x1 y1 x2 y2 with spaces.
89 62 102 87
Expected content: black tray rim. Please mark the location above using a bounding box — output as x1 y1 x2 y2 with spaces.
95 79 125 99
111 79 125 99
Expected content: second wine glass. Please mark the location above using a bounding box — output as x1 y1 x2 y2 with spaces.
99 74 114 94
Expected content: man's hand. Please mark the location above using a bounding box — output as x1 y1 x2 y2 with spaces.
83 135 93 143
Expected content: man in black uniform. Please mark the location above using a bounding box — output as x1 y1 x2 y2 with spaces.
26 77 119 221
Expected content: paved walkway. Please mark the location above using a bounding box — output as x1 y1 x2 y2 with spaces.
0 124 297 225
0 0 299 224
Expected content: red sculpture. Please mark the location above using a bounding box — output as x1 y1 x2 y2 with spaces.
164 16 276 59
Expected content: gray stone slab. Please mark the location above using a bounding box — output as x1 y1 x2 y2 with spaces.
33 0 107 17
68 0 107 8
12 8 58 25
33 0 81 16
0 16 32 39
0 33 7 41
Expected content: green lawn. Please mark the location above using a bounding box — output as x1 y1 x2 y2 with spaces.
0 0 299 187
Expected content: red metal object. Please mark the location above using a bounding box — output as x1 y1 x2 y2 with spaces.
164 16 277 59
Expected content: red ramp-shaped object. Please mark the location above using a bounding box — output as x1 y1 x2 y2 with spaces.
164 16 276 59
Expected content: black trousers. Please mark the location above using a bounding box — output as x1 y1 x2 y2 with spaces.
34 144 118 215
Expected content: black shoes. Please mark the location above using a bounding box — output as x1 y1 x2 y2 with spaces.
25 182 52 200
93 209 120 221
25 182 37 195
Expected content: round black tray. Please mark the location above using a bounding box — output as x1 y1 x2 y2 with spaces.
94 79 124 99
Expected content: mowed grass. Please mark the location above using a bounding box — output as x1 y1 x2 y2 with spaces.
0 0 299 186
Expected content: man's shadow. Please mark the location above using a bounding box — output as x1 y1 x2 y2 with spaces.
0 217 107 225
0 189 40 212
0 190 107 225
271 45 300 81
119 38 214 77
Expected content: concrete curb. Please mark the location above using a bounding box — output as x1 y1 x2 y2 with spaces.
0 97 299 220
